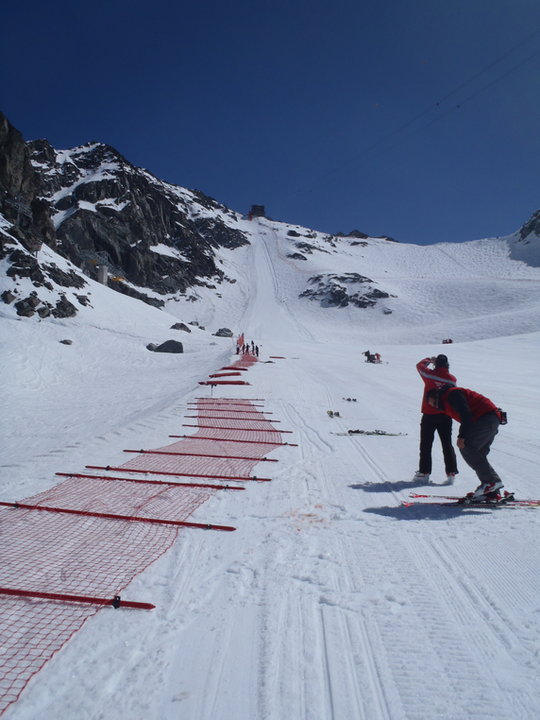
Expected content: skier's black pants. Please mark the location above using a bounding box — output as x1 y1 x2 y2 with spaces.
460 411 502 486
418 413 457 475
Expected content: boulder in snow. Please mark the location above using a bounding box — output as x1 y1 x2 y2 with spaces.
152 340 184 353
170 322 191 332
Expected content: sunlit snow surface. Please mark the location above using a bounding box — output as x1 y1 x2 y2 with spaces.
1 217 540 720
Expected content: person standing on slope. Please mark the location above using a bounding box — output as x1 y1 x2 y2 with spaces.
413 354 458 484
425 385 504 499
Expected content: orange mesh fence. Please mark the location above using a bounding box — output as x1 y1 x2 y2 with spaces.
0 511 180 714
0 393 284 715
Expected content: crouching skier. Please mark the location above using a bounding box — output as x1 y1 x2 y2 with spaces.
425 385 506 500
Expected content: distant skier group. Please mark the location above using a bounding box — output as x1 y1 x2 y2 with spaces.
237 340 259 357
413 354 506 500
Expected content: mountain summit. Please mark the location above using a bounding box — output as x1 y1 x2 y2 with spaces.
1 112 539 336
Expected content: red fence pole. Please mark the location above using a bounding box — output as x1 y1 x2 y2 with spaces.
184 415 280 422
121 450 278 462
0 501 236 532
170 435 297 447
55 472 246 489
0 587 155 610
85 465 271 481
182 424 292 433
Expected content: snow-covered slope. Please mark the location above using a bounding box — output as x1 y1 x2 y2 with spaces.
1 218 540 720
174 215 540 345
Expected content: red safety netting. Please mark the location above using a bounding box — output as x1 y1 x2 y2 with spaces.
121 446 263 478
0 389 283 715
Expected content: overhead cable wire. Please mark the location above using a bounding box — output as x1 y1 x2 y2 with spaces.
276 27 540 212
365 44 540 157
363 39 540 160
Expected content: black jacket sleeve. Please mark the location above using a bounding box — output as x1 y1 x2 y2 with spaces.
446 389 473 439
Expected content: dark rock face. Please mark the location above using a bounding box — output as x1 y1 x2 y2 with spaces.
519 210 540 241
1 290 16 304
14 292 41 316
1 113 253 320
295 242 316 254
214 327 233 337
336 230 369 239
0 113 90 317
336 230 397 243
300 273 392 308
53 295 78 318
509 209 540 267
108 280 164 308
0 112 56 255
28 139 249 297
43 263 86 289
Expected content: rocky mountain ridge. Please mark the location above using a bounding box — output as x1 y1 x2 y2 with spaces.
28 137 250 299
1 111 539 320
0 112 250 318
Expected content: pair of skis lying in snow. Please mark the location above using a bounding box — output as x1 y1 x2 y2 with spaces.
403 490 540 508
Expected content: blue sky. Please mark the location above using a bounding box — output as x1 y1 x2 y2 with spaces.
2 0 539 244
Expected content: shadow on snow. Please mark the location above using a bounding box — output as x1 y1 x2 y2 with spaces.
363 505 494 521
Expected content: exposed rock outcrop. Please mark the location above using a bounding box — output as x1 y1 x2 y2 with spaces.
509 209 540 267
28 139 249 297
300 273 391 308
0 112 55 256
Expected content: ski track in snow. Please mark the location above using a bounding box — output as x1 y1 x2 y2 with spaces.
2 219 540 719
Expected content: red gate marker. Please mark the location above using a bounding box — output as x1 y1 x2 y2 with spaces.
199 381 250 386
194 398 265 402
121 450 278 462
187 407 270 414
182 424 292 433
85 465 272 481
209 373 243 378
185 415 280 422
55 472 245 489
0 586 155 610
170 435 297 447
0 501 236 532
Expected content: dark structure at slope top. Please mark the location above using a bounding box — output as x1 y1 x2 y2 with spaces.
28 138 249 298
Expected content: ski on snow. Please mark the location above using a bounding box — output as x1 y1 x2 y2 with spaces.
403 491 540 508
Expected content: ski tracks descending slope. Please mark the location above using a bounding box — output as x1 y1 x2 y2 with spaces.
248 349 540 720
239 220 314 344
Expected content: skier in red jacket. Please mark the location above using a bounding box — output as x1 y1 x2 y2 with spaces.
413 355 458 484
426 385 504 499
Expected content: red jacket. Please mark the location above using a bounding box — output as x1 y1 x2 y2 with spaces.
440 387 499 439
416 358 456 415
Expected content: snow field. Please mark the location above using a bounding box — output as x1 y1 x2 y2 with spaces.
1 219 540 719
